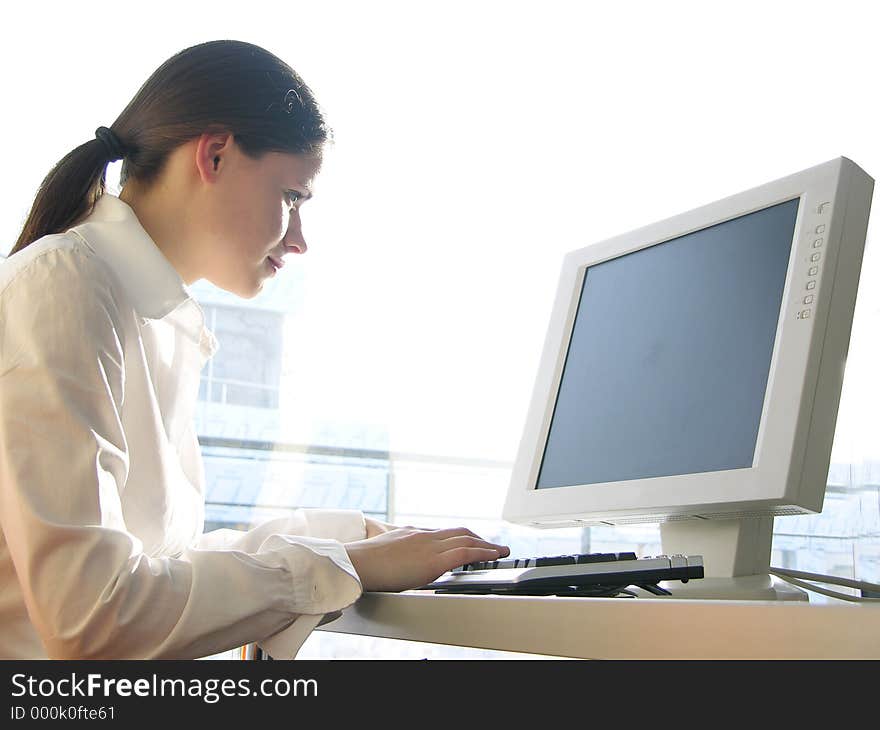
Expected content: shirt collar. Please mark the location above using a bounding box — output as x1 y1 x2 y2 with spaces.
69 193 191 321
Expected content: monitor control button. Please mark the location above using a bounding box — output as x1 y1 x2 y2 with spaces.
804 295 814 304
816 224 826 234
806 281 817 290
809 266 819 276
811 252 822 262
798 309 812 319
813 238 824 248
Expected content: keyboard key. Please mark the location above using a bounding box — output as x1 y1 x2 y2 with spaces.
575 552 638 563
576 553 613 564
535 555 576 566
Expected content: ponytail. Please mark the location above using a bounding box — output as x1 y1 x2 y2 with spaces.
9 135 120 256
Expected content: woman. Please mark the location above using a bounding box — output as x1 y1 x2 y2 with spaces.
0 40 509 659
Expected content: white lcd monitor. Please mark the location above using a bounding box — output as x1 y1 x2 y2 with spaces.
502 157 874 599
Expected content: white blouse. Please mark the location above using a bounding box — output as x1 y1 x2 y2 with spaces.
0 194 365 659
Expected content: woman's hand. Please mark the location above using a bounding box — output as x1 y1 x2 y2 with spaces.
345 526 510 593
364 517 397 539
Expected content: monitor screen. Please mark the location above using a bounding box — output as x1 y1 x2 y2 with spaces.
536 198 800 490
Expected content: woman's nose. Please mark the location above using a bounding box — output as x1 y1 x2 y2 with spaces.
285 210 308 254
286 239 307 254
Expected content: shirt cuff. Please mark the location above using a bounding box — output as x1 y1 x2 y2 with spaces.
258 614 324 659
258 533 363 614
255 535 360 659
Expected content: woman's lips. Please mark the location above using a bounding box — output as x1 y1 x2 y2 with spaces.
267 255 285 269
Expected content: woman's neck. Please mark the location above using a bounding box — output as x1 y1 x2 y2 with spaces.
118 175 203 285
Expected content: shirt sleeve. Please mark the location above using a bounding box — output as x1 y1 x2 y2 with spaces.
194 510 367 659
0 250 362 659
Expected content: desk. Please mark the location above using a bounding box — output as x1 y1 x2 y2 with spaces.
315 591 880 659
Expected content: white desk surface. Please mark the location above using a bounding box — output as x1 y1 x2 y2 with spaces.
316 590 880 659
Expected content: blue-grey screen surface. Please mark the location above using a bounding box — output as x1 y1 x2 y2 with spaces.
535 198 800 489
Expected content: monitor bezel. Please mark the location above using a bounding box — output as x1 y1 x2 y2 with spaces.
503 158 857 527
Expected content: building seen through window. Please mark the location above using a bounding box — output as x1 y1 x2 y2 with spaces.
190 275 393 535
199 304 283 410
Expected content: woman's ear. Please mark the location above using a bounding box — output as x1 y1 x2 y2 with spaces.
194 131 233 183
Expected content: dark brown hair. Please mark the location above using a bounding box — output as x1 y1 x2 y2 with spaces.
10 39 331 256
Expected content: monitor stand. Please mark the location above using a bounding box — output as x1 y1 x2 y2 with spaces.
643 516 808 601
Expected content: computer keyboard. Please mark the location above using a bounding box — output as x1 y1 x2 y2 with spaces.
417 551 704 596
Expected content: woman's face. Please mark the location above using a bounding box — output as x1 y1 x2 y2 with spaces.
201 142 321 298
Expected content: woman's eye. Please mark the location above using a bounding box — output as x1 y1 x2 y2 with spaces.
285 190 302 206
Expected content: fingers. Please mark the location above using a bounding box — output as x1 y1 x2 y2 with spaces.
439 547 506 573
426 528 510 561
429 526 486 541
398 526 505 551
438 535 510 555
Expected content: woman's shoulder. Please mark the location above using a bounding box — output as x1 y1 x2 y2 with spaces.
0 231 123 306
0 233 136 340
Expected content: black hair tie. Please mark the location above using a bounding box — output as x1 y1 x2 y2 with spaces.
94 126 126 161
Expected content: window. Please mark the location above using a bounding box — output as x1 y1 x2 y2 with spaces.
199 305 283 410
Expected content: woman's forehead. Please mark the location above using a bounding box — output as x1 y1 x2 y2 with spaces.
267 150 322 185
